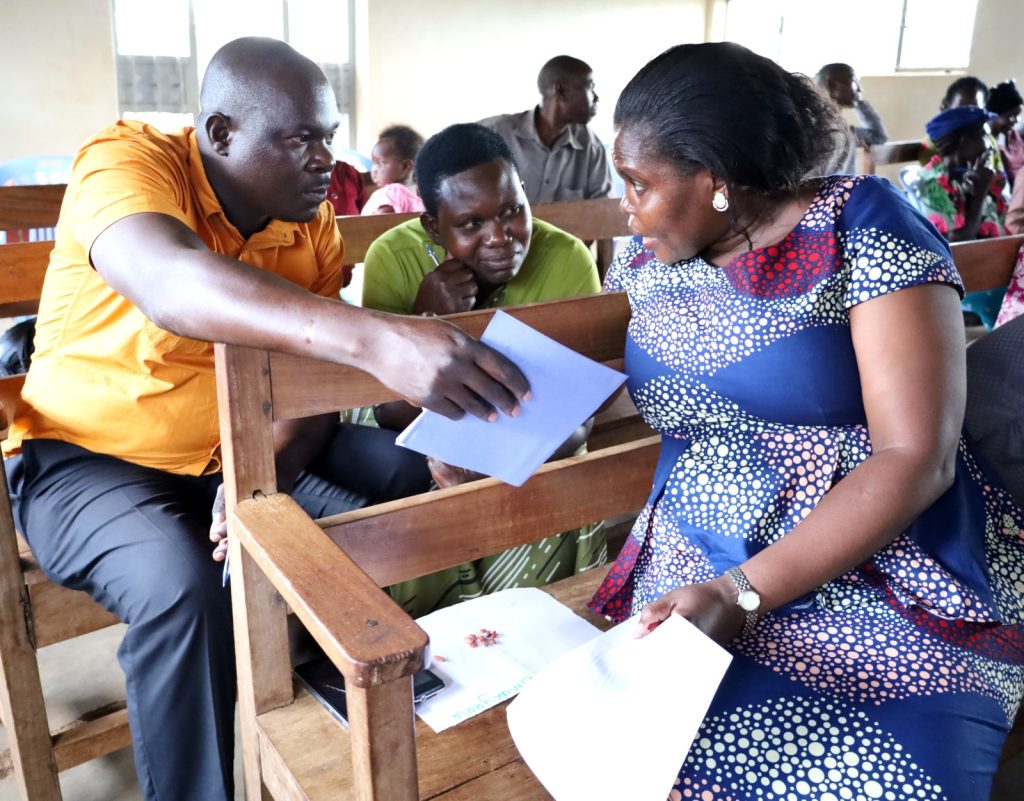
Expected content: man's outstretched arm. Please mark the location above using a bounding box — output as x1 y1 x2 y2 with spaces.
90 212 530 421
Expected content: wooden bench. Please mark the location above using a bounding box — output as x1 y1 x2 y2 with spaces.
216 288 1024 801
216 292 658 799
0 194 640 448
2 185 1020 795
0 398 128 800
0 185 65 242
0 192 634 794
0 184 628 278
868 139 925 170
5 181 1019 302
950 233 1024 294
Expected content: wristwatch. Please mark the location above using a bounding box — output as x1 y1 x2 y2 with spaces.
725 567 761 637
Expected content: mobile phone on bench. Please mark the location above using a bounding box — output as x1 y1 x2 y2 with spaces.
294 655 446 729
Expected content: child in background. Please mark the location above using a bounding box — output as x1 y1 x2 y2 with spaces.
361 125 425 214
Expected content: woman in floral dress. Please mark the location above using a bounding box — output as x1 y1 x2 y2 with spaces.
589 43 1024 801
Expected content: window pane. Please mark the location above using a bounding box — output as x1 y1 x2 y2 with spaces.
288 0 350 64
899 0 978 70
193 0 284 79
331 114 354 157
776 0 901 76
114 0 191 57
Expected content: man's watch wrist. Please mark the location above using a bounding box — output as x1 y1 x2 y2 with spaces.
725 566 761 638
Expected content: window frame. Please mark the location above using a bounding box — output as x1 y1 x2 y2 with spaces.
111 0 356 147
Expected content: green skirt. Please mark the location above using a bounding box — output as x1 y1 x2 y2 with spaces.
388 521 608 618
346 407 608 618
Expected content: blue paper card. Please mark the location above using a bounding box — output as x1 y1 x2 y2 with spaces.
396 310 627 487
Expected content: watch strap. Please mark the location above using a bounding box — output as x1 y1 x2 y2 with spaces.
726 566 759 638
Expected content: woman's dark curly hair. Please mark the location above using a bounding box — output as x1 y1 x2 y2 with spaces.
614 42 849 205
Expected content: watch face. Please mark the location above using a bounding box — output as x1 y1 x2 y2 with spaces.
738 589 761 612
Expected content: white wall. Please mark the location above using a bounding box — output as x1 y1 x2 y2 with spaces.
860 0 1024 142
2 0 1021 163
0 0 118 163
354 0 708 153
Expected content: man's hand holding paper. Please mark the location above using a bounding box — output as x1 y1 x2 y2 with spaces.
397 310 626 486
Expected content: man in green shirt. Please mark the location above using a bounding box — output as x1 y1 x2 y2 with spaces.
361 123 605 615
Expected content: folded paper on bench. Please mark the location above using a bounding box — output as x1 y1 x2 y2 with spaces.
507 614 732 801
414 588 601 732
397 310 627 486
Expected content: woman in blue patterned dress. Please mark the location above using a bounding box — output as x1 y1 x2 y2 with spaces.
588 43 1024 801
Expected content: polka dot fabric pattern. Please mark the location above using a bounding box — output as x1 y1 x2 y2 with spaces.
589 176 1024 800
673 697 951 801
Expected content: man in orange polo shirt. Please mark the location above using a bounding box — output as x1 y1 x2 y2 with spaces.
1 38 527 801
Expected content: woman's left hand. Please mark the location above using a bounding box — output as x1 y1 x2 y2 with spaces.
636 575 746 646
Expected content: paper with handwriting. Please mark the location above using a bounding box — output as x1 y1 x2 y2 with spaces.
414 588 602 732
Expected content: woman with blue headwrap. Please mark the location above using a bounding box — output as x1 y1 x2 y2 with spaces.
917 106 1010 242
915 105 1012 328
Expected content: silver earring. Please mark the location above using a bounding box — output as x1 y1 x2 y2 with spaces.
712 191 729 212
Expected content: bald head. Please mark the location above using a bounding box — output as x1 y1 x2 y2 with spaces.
815 62 859 108
815 62 853 86
199 37 331 123
196 37 340 238
537 55 592 95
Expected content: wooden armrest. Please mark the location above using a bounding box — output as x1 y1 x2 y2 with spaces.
231 492 427 687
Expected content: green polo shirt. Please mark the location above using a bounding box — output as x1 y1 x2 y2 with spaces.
361 217 600 314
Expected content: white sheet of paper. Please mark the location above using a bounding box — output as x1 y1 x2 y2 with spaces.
396 310 627 486
507 614 732 801
414 588 602 733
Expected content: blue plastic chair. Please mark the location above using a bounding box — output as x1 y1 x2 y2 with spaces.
897 164 929 214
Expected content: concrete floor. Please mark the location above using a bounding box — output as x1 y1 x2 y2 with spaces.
0 624 242 801
0 621 1021 801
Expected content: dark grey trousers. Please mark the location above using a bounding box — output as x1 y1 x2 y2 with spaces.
4 426 429 801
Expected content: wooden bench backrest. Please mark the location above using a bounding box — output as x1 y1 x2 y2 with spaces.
869 139 923 169
0 185 66 233
0 180 1019 318
336 196 628 265
0 186 628 312
215 292 658 798
0 183 627 259
949 234 1024 294
3 230 1021 324
0 241 50 317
